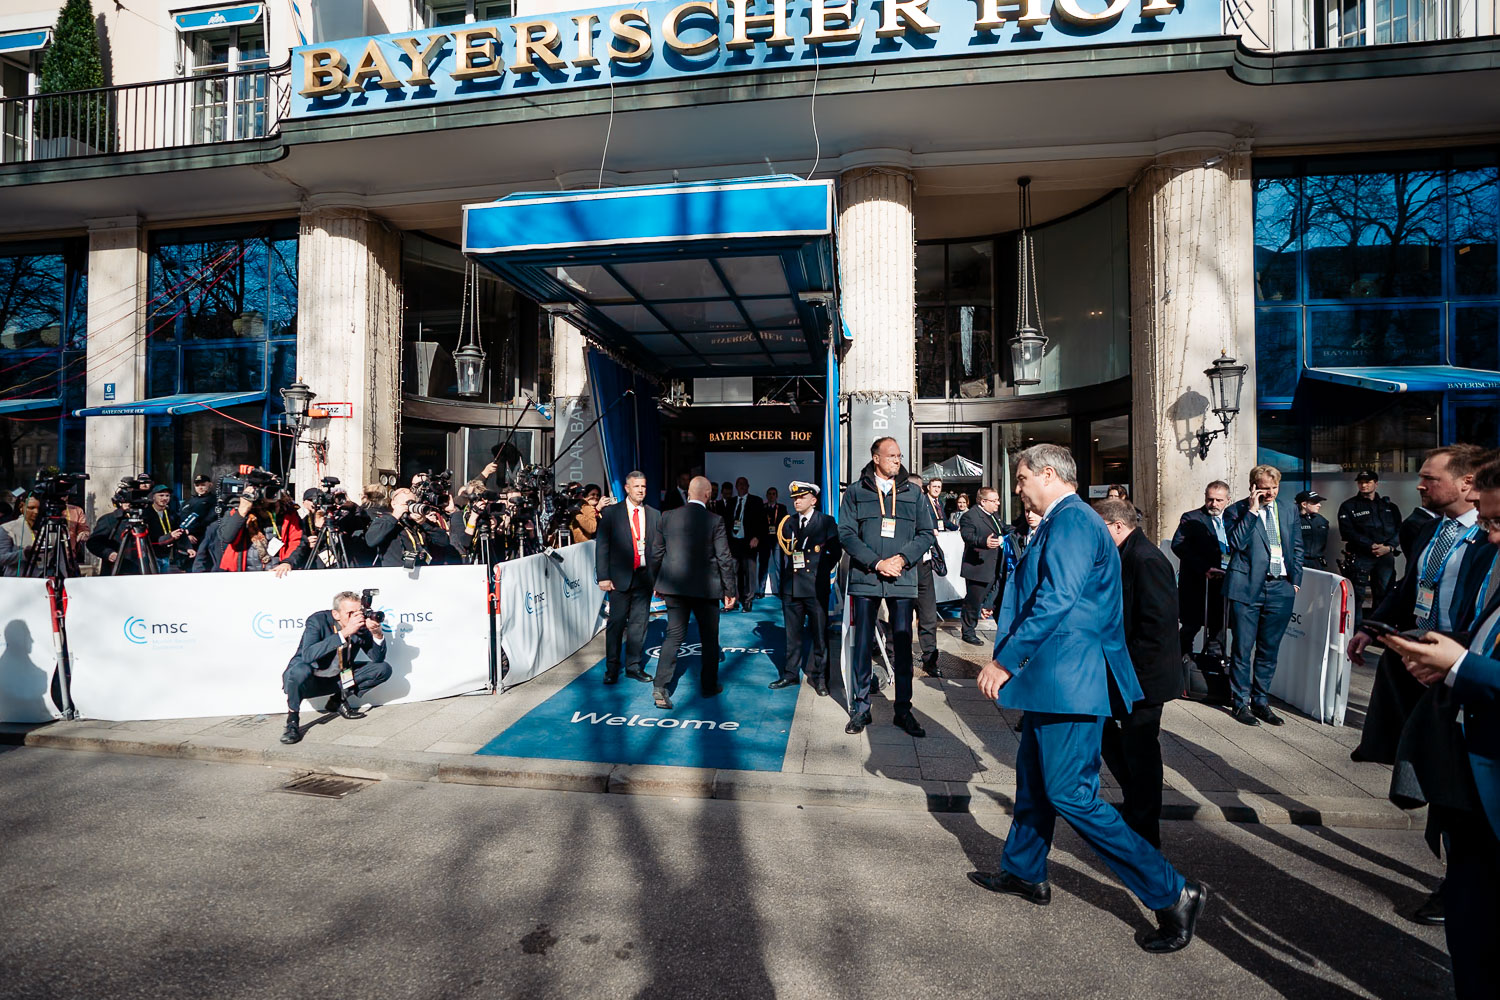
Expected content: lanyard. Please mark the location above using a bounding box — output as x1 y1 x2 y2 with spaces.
158 510 171 535
628 504 644 549
875 480 894 518
1421 521 1479 582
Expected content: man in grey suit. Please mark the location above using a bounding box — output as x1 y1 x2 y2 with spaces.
647 476 738 710
1223 464 1305 727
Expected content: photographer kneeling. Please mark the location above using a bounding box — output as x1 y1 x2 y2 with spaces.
280 590 392 744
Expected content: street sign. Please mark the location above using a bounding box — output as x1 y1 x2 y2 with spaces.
103 383 115 401
309 402 353 418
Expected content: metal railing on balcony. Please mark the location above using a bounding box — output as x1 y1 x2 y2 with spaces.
1 63 290 165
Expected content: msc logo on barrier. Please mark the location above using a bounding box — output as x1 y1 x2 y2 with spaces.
123 616 190 646
248 606 437 640
525 590 547 614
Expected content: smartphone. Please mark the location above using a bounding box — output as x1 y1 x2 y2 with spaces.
1364 620 1429 643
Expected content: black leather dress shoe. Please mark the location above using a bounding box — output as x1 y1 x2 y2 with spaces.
1411 886 1445 925
768 677 798 690
336 698 366 720
1251 704 1285 726
967 870 1051 905
893 713 927 738
1141 881 1208 953
813 683 829 698
280 713 302 745
702 684 723 697
653 690 673 710
961 633 985 646
845 712 871 735
603 673 620 685
625 669 652 683
1229 705 1260 726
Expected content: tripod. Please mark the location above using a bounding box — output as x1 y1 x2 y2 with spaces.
109 510 158 576
21 513 80 579
306 522 353 569
466 517 499 568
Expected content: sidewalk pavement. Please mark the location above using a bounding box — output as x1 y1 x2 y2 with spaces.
1 626 1416 831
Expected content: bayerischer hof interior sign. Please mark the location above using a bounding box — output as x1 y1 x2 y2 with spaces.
290 0 1219 118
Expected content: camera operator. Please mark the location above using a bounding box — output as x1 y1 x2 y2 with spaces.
87 476 155 575
279 590 392 745
300 480 373 569
366 487 458 568
146 485 187 572
213 473 303 575
0 493 86 576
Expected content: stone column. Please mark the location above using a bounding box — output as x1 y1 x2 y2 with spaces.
838 155 917 479
1129 140 1258 541
294 198 402 492
550 317 609 490
82 216 146 519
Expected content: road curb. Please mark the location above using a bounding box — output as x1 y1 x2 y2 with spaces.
0 722 1422 830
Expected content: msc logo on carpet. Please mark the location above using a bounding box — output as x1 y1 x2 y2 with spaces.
644 643 771 660
122 616 191 647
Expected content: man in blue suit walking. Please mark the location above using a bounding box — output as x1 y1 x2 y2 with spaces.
967 444 1206 953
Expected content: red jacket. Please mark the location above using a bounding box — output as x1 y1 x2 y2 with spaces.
216 505 304 572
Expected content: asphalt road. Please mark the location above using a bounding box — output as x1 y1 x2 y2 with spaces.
0 746 1452 1000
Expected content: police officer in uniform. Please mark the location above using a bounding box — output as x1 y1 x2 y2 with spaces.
770 482 841 695
1338 469 1403 624
1296 490 1331 570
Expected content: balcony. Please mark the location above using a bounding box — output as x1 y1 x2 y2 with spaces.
1229 0 1497 50
1 64 289 165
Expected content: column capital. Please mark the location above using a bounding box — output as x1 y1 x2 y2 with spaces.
836 148 915 179
86 215 141 233
1149 132 1253 160
301 192 372 215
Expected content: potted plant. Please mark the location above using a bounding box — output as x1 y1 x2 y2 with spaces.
34 0 114 158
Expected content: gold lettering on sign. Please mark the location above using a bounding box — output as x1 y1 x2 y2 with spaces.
1138 0 1178 14
877 0 940 37
344 39 403 91
450 26 502 80
608 10 654 61
972 0 1049 28
572 14 601 66
725 0 793 49
1053 0 1131 23
392 33 448 86
300 47 349 96
510 20 567 72
664 0 720 55
805 0 865 43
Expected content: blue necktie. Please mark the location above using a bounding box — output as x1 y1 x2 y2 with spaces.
1416 518 1462 631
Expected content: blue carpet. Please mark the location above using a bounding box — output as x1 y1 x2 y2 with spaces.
478 602 798 771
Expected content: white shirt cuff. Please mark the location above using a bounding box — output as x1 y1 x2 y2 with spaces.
1446 652 1463 688
371 633 385 645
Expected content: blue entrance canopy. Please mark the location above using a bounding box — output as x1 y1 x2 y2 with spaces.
0 396 59 415
1303 366 1500 393
73 390 264 417
0 29 50 54
463 177 837 378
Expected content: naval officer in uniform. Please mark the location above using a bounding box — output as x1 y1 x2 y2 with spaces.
771 481 841 695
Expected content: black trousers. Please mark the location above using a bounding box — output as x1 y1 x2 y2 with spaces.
604 569 652 677
960 577 993 636
1178 573 1225 656
733 548 760 606
282 659 392 713
1435 805 1500 1000
915 561 938 665
849 596 913 719
654 595 721 693
1346 554 1397 628
781 594 829 683
1100 702 1166 849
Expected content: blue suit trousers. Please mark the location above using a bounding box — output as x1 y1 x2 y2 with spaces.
1227 579 1295 709
1000 712 1184 911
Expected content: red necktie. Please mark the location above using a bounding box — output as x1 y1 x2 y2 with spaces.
632 506 643 569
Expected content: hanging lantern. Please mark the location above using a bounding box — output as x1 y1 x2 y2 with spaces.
454 343 487 398
453 260 487 399
1010 176 1049 387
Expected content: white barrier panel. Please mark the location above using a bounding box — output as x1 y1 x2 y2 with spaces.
0 578 62 723
500 540 607 689
1269 568 1352 725
65 565 491 721
934 532 965 603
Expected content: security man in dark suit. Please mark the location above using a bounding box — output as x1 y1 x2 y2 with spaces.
1097 498 1181 848
1171 481 1231 659
662 472 691 511
595 470 660 685
724 476 768 612
1296 490 1331 570
1223 464 1305 728
280 590 391 745
1339 469 1403 617
958 486 1007 646
771 481 840 695
647 476 737 710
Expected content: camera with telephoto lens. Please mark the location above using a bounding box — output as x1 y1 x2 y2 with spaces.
308 475 366 533
406 469 453 521
33 471 88 516
360 588 384 625
112 474 153 509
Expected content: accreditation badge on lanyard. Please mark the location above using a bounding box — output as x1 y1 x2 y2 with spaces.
878 485 897 539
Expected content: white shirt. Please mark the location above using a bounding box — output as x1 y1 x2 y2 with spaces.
875 476 895 494
1039 492 1070 523
1422 508 1479 631
689 499 706 509
626 500 647 561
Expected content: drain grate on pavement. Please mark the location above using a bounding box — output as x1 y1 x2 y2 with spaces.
278 774 373 799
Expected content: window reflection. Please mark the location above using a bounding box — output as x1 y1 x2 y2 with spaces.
1304 170 1445 300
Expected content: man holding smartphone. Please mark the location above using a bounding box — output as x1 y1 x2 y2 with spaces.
1222 465 1304 727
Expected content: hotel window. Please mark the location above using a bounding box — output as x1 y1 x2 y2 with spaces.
0 28 48 163
424 0 513 26
1314 0 1445 45
177 6 270 142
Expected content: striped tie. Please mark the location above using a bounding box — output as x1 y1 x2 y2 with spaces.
1416 518 1462 631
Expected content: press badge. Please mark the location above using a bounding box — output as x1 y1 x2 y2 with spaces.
880 517 897 538
733 519 744 538
793 551 807 570
266 537 283 557
1415 584 1436 619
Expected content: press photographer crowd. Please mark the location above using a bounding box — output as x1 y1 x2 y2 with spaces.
0 453 606 578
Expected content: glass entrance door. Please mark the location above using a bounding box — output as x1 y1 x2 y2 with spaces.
995 418 1072 525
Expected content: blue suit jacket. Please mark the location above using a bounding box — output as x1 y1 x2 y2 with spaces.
1223 495 1305 604
991 493 1143 716
1452 651 1500 838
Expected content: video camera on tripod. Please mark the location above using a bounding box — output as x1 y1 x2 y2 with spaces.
214 467 283 517
20 471 88 579
503 465 591 552
111 474 153 509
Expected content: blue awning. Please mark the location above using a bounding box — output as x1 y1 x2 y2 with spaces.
73 390 264 417
0 29 50 54
0 396 59 415
173 4 263 32
463 177 837 378
1303 366 1500 393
